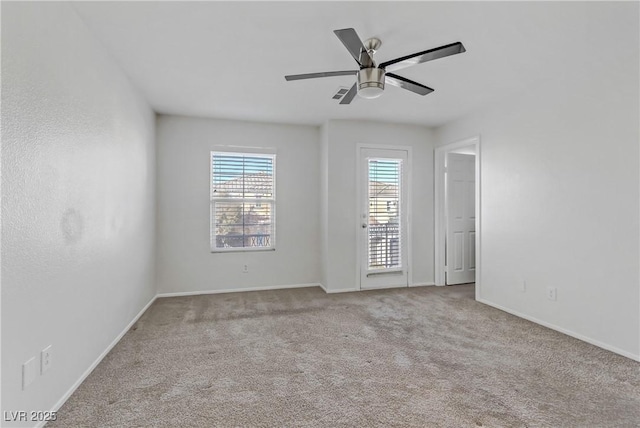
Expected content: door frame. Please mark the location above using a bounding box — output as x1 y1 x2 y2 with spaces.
434 136 481 299
355 143 413 290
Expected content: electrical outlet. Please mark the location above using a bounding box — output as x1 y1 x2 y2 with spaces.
520 280 526 293
41 345 52 374
22 357 36 390
547 286 557 301
242 264 249 273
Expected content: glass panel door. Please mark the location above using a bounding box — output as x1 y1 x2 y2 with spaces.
360 148 409 289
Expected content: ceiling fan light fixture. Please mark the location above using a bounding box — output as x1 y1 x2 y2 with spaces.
357 68 385 99
358 85 384 99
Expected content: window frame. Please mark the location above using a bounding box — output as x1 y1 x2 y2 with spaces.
210 150 276 253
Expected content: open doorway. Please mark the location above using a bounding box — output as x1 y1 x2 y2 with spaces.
435 137 480 298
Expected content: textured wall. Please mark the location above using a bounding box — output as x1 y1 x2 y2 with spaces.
156 115 321 294
2 2 157 423
323 120 435 291
434 2 639 359
319 123 329 288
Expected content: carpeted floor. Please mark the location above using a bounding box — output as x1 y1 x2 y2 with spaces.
50 285 640 427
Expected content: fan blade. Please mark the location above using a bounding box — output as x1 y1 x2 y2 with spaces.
285 70 357 81
385 73 434 96
339 83 358 105
334 28 374 67
380 42 466 73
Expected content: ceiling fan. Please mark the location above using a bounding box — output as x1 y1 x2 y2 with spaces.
285 28 466 104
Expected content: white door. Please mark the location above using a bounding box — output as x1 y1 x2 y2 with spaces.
446 153 476 285
360 148 409 289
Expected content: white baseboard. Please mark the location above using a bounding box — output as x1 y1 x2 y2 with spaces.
319 283 435 294
39 295 157 427
156 283 321 298
409 282 435 287
321 287 360 294
477 298 640 362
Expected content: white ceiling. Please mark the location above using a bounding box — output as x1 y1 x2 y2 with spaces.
72 1 632 127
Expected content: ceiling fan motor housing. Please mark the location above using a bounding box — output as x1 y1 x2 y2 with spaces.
357 68 385 99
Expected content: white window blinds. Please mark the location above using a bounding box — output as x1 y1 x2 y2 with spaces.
210 152 275 251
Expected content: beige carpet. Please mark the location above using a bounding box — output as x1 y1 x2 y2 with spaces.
50 285 640 427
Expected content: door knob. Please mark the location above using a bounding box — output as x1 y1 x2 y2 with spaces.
362 224 368 228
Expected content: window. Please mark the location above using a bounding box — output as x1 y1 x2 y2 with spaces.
210 151 275 252
368 159 401 269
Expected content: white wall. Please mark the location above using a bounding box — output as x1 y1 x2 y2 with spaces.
319 123 329 288
2 2 157 424
323 120 434 292
435 3 639 359
156 115 321 294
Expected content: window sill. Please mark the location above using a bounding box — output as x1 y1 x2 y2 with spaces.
210 247 276 253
